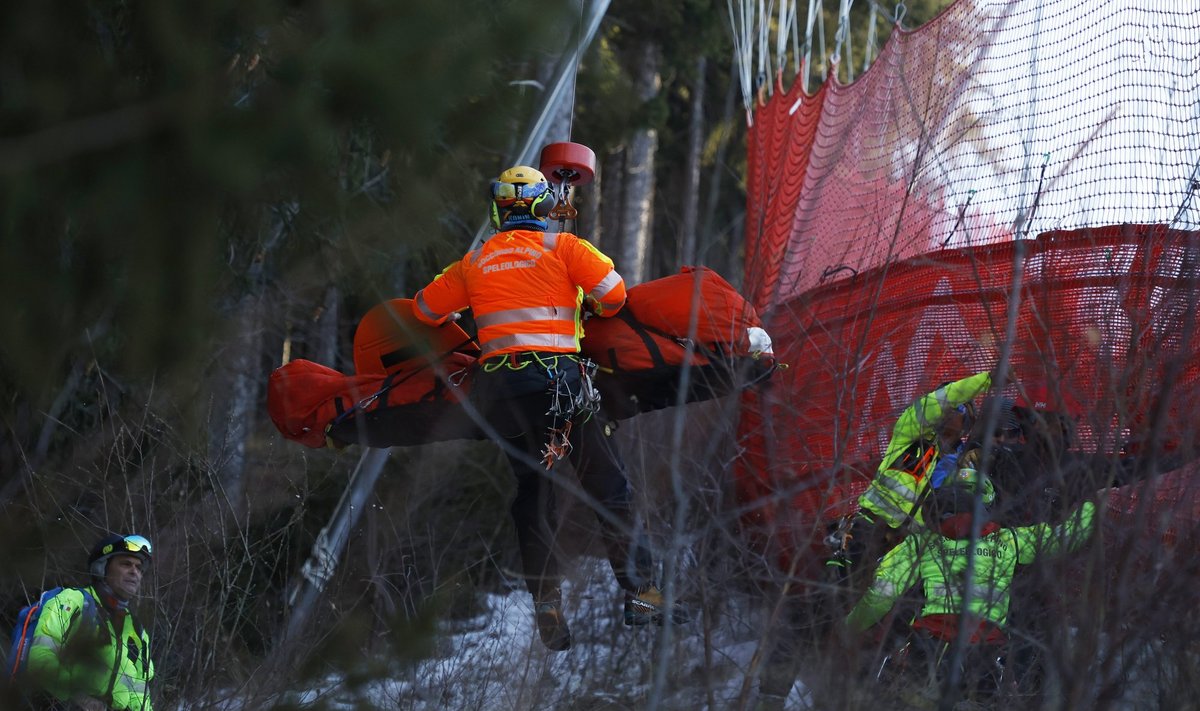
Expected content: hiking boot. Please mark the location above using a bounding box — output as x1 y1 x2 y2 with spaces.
623 584 690 626
534 593 571 651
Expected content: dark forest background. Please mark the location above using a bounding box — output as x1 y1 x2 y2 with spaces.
0 1 970 708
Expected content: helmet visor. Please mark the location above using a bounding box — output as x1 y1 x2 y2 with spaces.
104 534 153 558
492 179 549 204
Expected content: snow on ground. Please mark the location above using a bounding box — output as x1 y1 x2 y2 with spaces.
295 556 809 711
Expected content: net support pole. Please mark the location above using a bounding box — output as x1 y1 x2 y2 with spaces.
278 447 392 651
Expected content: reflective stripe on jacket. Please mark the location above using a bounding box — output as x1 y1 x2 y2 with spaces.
26 586 154 710
858 371 993 528
412 230 625 359
846 501 1096 633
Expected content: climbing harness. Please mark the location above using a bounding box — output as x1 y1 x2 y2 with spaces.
481 352 603 468
542 356 603 468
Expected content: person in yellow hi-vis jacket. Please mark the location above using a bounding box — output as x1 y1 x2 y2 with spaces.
828 371 999 578
845 464 1097 700
18 533 154 710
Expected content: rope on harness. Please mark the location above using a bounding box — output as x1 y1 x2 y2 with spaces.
475 352 603 468
540 356 603 468
542 420 573 468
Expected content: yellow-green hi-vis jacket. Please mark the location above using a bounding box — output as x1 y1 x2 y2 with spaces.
858 371 993 529
26 586 153 710
847 500 1097 632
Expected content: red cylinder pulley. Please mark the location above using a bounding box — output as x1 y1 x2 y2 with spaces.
539 142 596 186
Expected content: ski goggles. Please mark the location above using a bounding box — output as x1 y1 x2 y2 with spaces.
101 534 153 558
491 179 549 205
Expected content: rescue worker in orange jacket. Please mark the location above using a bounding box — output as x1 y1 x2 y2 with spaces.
412 165 678 651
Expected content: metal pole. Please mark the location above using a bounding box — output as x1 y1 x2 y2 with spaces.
280 447 392 648
469 0 611 252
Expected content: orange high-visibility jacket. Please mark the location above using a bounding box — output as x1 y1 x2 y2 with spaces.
412 230 626 360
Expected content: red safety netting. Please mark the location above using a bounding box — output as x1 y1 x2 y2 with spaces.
1107 461 1200 552
746 1 1200 312
734 0 1200 571
735 1 1200 573
736 225 1200 571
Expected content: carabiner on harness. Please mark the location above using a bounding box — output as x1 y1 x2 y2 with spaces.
539 357 604 468
573 358 602 419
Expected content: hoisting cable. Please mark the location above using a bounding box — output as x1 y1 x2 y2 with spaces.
565 0 586 141
469 0 611 251
541 0 590 231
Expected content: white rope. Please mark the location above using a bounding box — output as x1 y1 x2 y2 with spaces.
836 0 854 82
726 0 756 118
775 0 796 81
863 2 878 74
792 3 802 83
803 0 819 93
817 3 828 79
757 0 771 93
725 0 883 105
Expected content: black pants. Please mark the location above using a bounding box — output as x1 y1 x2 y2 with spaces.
2 689 89 710
883 630 1006 701
827 513 905 588
472 355 652 600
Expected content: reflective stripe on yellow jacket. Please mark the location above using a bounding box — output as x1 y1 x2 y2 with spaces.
412 230 626 359
847 501 1096 632
26 586 153 710
859 371 992 528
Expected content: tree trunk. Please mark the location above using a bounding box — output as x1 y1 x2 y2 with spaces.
208 204 292 506
680 55 707 267
315 284 340 369
616 43 661 286
217 296 262 505
599 147 625 252
580 157 602 242
701 57 741 279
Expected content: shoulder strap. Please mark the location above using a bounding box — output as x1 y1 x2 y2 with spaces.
129 611 150 676
615 309 668 370
77 587 97 620
130 610 147 644
617 307 728 362
8 588 61 680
